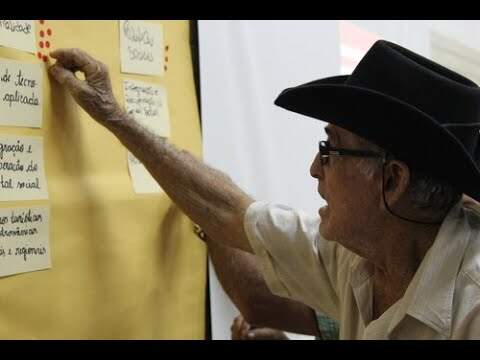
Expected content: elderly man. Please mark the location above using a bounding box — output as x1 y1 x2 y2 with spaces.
49 40 480 339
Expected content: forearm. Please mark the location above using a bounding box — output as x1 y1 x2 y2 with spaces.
208 239 319 336
105 114 254 252
48 48 254 251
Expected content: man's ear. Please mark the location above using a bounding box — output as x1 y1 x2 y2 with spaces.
382 160 411 207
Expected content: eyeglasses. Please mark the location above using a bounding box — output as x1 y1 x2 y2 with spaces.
318 140 385 165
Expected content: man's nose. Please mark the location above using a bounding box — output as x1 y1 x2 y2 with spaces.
310 153 325 179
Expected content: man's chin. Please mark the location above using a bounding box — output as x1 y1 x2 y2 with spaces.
319 222 346 245
319 224 334 241
320 226 364 257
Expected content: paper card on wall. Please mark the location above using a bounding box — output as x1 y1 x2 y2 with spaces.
0 206 51 277
123 79 170 137
0 20 37 54
127 152 164 194
123 79 170 194
339 21 380 74
0 135 48 201
119 20 164 76
0 58 43 128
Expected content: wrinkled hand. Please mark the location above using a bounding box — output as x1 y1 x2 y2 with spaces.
49 48 124 124
230 315 289 340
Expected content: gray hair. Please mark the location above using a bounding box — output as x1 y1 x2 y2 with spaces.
408 170 461 213
355 141 461 214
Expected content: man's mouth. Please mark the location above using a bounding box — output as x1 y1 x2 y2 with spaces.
318 189 329 216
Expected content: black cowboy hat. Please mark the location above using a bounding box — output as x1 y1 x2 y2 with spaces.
274 40 480 201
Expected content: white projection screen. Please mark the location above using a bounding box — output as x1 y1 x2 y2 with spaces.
199 20 339 340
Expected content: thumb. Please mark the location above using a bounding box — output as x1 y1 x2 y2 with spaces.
49 63 86 95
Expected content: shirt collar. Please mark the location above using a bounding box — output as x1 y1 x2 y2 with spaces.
349 258 374 326
349 200 475 338
389 200 473 338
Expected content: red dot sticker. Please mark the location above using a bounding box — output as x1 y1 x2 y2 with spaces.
37 21 54 63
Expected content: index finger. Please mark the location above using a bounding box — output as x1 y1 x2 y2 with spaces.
50 48 101 77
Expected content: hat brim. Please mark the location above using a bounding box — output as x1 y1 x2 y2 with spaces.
275 75 480 201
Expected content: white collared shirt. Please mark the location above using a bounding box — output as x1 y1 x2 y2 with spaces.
244 200 480 339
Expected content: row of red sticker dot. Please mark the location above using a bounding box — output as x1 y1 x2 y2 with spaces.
37 20 53 62
164 45 169 72
35 21 170 70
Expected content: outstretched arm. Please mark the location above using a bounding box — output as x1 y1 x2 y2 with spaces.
49 48 254 253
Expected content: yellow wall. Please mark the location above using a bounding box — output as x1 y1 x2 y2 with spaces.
0 20 206 339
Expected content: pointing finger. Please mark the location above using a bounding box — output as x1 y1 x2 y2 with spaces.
49 63 88 96
50 48 103 79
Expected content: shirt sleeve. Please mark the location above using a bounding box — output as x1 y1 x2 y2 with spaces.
452 270 480 339
244 201 353 320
